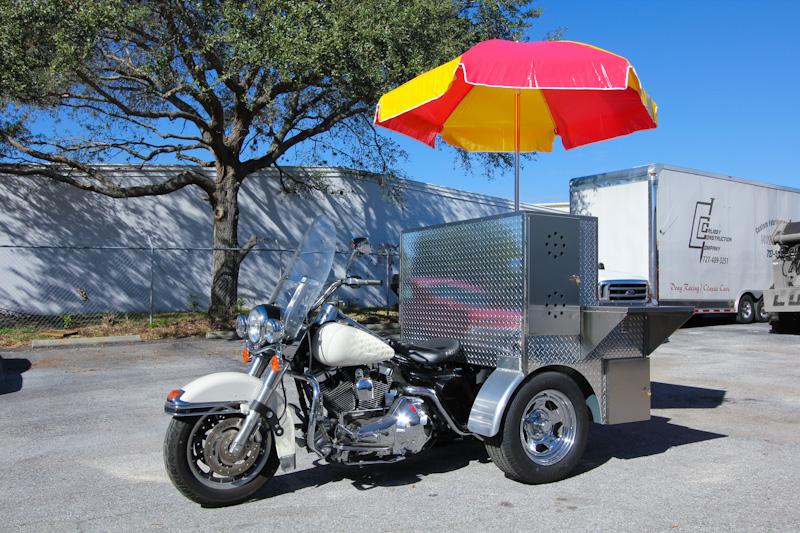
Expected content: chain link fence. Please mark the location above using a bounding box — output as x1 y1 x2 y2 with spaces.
0 242 398 332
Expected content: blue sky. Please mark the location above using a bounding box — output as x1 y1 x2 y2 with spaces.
387 0 800 204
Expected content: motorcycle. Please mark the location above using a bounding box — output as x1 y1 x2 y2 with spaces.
163 215 586 506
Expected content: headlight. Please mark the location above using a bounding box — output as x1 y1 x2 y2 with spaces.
262 319 284 344
248 306 268 345
235 315 248 339
247 306 284 347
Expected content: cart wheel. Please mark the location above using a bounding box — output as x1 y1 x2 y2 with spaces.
736 295 755 324
485 372 588 484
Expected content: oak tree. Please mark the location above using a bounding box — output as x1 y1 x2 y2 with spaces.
0 0 539 313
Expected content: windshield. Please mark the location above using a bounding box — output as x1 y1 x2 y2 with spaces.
269 215 336 339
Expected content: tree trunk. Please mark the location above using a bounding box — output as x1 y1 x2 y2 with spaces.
209 166 248 316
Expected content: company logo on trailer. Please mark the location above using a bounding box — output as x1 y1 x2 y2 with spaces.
688 198 732 262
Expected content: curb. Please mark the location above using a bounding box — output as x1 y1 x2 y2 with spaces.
205 331 238 340
31 335 142 348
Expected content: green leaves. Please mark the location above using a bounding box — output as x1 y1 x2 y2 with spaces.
0 0 540 178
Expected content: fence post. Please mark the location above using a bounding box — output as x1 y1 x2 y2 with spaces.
147 236 154 325
385 251 392 318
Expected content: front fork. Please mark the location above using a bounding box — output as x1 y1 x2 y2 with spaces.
228 353 290 457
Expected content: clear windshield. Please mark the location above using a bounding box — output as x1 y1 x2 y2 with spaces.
269 215 336 339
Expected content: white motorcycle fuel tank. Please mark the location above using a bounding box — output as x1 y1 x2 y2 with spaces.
312 322 394 366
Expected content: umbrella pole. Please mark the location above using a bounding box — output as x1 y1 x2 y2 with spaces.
514 89 520 211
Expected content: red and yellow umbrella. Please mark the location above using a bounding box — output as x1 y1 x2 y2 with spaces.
374 39 658 209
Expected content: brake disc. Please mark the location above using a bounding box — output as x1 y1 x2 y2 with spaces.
202 418 261 477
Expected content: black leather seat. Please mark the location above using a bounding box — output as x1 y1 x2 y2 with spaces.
389 337 462 365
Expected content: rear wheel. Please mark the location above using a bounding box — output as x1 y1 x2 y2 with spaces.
164 413 279 507
736 295 755 324
755 298 770 323
485 372 588 484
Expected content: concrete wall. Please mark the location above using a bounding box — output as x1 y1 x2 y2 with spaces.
0 165 539 314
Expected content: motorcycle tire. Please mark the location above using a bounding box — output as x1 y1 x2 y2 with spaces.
485 372 588 484
164 412 279 507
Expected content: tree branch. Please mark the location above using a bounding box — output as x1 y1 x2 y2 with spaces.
0 131 215 198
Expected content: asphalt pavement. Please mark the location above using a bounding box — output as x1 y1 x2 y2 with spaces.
1 318 799 532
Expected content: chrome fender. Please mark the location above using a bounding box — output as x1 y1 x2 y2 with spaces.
166 371 296 470
467 369 524 437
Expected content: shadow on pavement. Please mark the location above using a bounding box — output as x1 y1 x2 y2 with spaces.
246 437 489 504
244 381 728 504
575 415 726 477
680 315 738 328
651 381 727 409
203 380 731 505
0 357 32 395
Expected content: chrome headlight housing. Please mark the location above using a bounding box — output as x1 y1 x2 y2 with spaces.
235 315 248 339
246 305 284 348
261 317 284 345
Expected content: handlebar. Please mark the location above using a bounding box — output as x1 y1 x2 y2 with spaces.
312 277 384 309
345 277 383 287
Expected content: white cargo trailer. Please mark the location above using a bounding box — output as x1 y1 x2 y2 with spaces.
570 164 800 323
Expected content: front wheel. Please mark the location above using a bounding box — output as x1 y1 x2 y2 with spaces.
485 372 588 484
164 413 279 507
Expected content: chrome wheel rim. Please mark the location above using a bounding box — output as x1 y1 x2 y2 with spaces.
519 389 576 466
741 301 753 321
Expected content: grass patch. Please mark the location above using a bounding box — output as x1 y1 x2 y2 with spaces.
0 306 397 349
0 311 232 349
339 306 398 324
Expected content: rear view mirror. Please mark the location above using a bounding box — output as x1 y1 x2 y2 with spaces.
346 237 372 275
351 237 372 255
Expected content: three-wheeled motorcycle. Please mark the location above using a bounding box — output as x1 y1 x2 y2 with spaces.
164 212 691 506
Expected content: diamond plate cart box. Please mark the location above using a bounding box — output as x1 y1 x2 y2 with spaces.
400 211 691 428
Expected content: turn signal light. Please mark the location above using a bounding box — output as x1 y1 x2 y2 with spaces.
270 356 281 372
243 348 250 364
167 389 183 401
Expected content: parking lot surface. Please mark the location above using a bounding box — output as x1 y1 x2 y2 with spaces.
1 319 799 532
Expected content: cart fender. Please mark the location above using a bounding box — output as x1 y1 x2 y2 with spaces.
169 372 296 470
467 368 524 437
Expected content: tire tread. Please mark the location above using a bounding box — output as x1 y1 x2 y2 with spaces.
163 416 278 507
483 372 588 485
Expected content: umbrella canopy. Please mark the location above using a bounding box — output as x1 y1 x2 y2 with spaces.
374 39 658 209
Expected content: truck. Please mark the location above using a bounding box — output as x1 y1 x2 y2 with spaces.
569 163 800 323
764 221 800 332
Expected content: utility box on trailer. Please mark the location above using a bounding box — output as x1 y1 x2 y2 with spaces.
399 211 691 427
569 164 800 323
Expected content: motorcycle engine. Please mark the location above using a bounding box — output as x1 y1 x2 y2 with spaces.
318 366 391 413
317 366 435 460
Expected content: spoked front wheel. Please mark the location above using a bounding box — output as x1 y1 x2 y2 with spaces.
486 372 588 484
164 412 279 507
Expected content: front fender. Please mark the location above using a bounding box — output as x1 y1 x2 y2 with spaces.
178 371 262 403
166 371 297 470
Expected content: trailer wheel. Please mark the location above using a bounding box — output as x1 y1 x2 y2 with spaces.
736 295 755 324
755 298 770 323
485 372 588 484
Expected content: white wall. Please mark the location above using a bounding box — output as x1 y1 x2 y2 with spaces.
0 165 538 313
